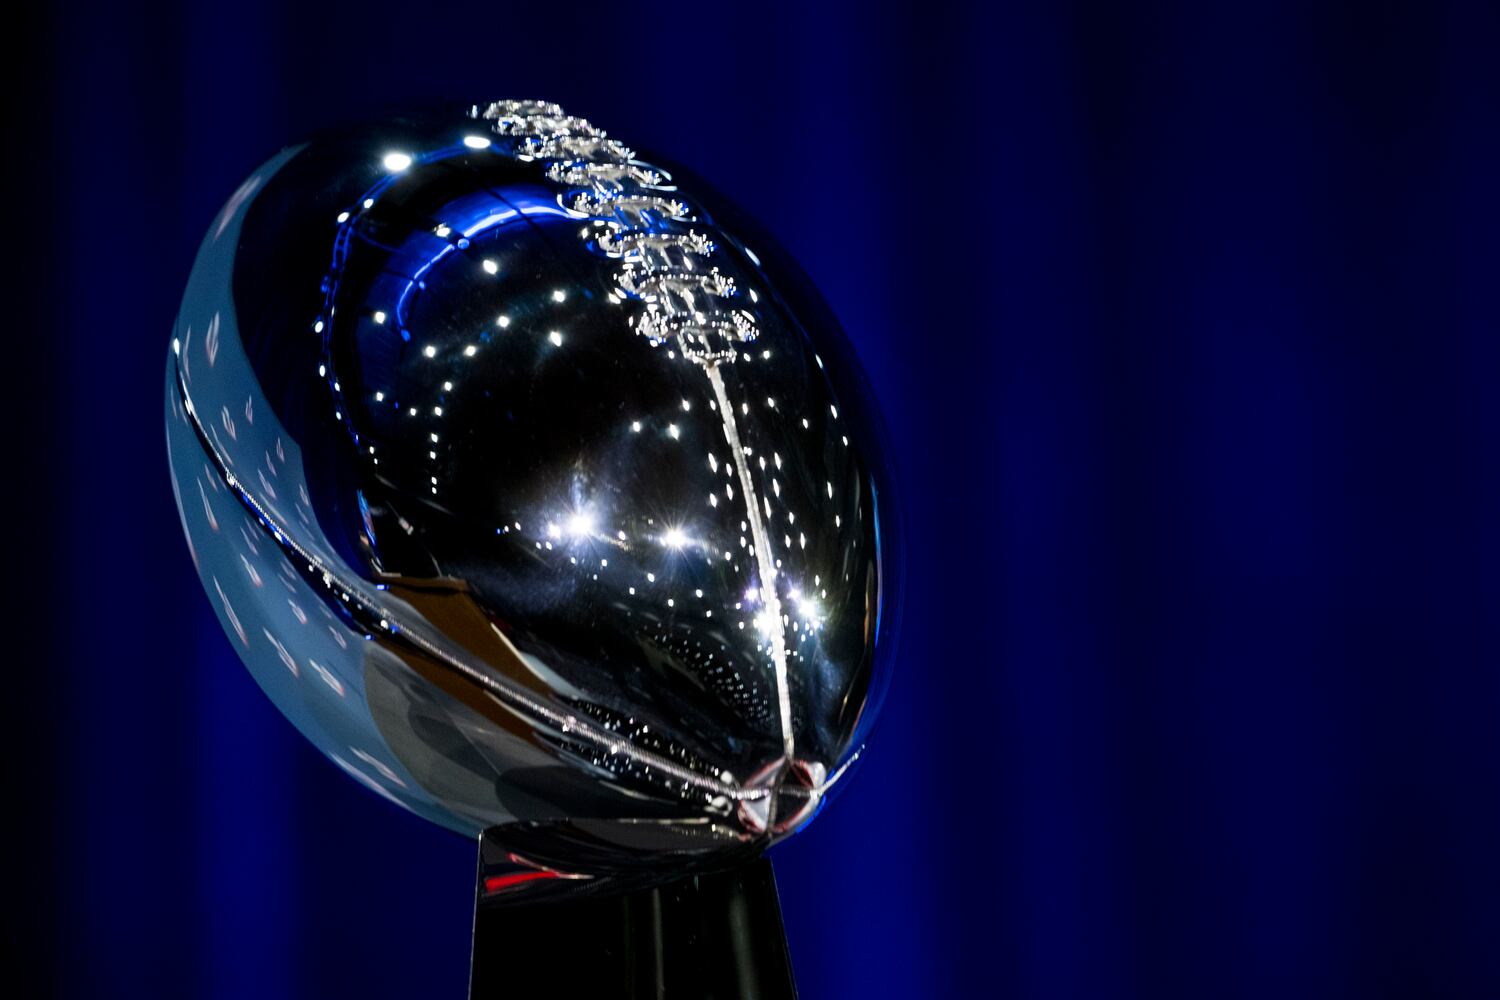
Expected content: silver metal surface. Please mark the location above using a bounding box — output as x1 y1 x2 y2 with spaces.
166 100 899 893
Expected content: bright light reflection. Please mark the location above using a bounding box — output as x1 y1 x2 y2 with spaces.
463 135 492 149
383 152 412 171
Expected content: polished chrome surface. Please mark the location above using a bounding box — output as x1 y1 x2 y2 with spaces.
166 100 898 893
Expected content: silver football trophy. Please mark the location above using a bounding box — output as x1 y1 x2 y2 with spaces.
166 100 901 997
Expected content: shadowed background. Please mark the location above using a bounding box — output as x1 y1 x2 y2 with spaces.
6 1 1500 997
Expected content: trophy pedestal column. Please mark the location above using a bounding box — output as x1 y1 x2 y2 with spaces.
470 839 797 998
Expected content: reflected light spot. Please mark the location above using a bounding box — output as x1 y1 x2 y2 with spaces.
549 330 563 346
423 345 437 358
482 259 498 275
497 315 511 328
383 152 412 171
464 135 492 149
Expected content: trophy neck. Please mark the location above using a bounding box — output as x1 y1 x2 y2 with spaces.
469 830 797 999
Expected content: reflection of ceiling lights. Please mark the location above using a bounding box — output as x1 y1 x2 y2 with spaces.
663 527 688 549
383 152 412 172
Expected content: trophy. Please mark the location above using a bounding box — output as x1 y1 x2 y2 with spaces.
166 100 900 997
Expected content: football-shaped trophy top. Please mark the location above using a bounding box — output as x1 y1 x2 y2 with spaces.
166 100 899 900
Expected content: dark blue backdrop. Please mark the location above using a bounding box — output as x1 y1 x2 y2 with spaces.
9 1 1500 997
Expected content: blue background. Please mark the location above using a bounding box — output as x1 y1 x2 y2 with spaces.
9 1 1500 997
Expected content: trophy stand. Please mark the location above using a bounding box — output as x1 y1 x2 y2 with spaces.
470 829 797 998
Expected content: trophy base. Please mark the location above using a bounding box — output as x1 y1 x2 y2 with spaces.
469 838 797 998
